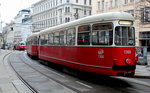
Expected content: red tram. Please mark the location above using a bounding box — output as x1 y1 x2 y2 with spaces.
26 12 138 76
26 32 39 57
15 42 26 50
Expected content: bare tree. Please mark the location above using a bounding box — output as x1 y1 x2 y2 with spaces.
146 0 150 3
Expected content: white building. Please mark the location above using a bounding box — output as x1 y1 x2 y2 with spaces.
32 0 92 33
14 9 32 44
2 22 15 49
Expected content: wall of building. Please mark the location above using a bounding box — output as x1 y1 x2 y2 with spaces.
32 0 92 33
2 22 14 49
14 9 32 44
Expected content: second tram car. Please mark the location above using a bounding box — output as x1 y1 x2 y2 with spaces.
15 41 26 50
26 12 138 76
26 32 39 57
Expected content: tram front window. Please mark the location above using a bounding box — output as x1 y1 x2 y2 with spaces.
115 27 135 46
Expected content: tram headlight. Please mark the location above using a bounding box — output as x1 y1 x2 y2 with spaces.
125 58 131 65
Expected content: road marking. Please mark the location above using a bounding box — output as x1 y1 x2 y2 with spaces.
76 81 93 88
115 76 150 87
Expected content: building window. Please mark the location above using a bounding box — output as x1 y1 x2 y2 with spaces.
89 0 91 5
74 8 79 19
60 0 62 3
102 0 104 10
65 17 70 22
68 7 70 12
76 0 78 3
84 0 87 5
141 7 150 24
84 10 87 15
98 1 100 10
139 32 150 42
106 2 108 10
125 0 128 4
68 18 70 22
65 18 67 23
115 0 118 7
89 10 91 15
130 0 134 2
67 0 69 3
110 0 113 8
65 7 70 13
65 7 67 13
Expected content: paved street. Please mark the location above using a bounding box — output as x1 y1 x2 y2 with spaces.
0 50 32 93
1 50 150 93
135 52 150 78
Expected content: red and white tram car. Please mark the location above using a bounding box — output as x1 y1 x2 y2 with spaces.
26 32 39 57
15 41 26 50
27 12 138 76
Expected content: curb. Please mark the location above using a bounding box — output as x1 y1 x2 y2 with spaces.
133 75 150 78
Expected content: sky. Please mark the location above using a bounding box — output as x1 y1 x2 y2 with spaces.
0 0 39 24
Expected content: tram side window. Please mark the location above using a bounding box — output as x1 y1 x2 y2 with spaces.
40 35 48 45
48 33 54 45
31 38 34 45
115 27 135 46
92 23 113 45
29 39 32 45
33 37 37 45
67 28 75 45
45 34 48 45
28 39 31 45
78 25 90 45
54 32 60 45
26 40 29 46
40 35 44 45
60 31 67 45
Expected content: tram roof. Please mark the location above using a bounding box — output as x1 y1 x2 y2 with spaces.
27 32 39 39
40 12 134 34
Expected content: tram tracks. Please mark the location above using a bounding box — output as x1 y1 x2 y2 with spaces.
8 52 78 93
4 52 37 93
7 51 150 93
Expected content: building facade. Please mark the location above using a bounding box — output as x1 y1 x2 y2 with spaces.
32 0 92 33
92 0 150 48
14 9 32 44
2 22 15 49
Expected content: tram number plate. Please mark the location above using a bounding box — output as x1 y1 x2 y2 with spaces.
124 50 131 54
98 55 104 58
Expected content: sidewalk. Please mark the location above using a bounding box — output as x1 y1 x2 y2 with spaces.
0 50 32 93
134 52 150 78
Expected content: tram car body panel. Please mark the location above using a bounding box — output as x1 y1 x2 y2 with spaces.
15 42 26 50
26 32 39 57
16 46 25 50
26 45 39 56
39 46 136 76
